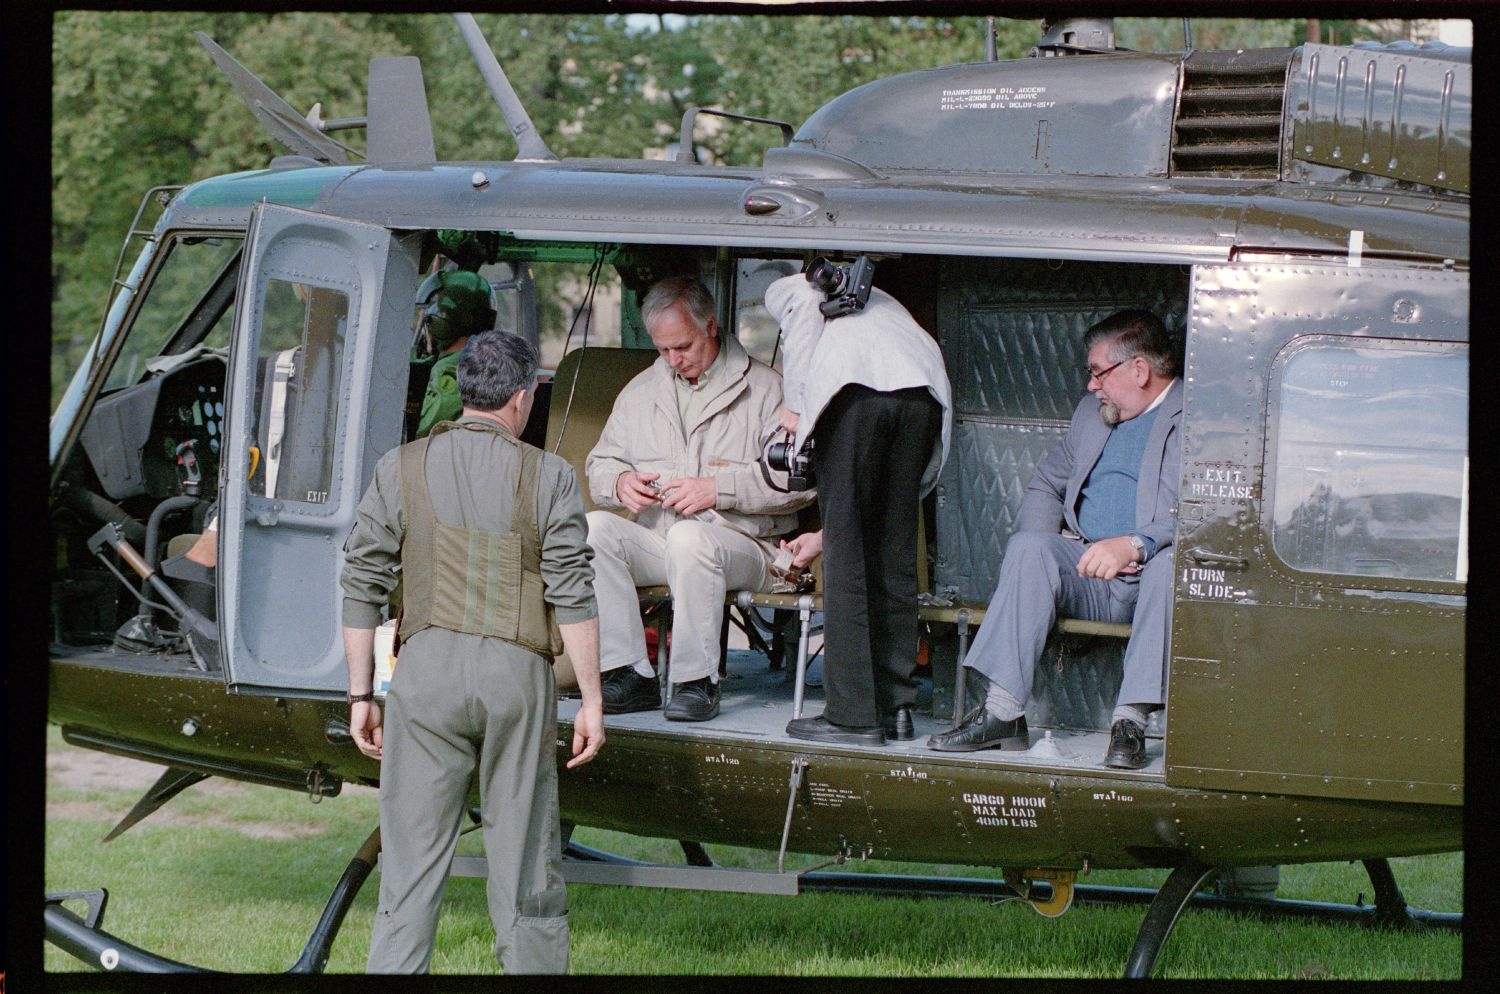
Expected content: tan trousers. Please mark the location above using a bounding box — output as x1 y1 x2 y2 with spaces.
586 511 772 682
367 627 568 974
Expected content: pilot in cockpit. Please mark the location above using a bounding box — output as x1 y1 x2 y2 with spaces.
411 268 497 437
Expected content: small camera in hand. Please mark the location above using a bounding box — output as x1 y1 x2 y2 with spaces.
762 431 815 492
805 255 875 318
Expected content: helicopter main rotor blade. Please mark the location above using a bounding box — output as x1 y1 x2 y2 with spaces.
195 31 358 165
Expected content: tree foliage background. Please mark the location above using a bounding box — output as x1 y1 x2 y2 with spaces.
53 9 1432 401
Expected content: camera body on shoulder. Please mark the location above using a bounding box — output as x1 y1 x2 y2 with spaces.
806 255 875 318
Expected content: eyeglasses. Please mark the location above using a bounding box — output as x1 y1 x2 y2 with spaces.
1086 359 1126 384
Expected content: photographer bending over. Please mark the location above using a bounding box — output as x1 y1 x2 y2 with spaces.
765 262 952 745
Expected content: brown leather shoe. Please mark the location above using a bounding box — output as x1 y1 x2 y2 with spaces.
926 707 1029 752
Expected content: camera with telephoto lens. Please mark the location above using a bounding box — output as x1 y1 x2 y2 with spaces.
761 431 815 492
805 255 876 318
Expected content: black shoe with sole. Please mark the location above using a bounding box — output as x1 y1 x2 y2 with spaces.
1104 719 1147 769
786 714 886 746
926 707 1029 752
882 705 915 741
601 667 660 714
664 677 720 721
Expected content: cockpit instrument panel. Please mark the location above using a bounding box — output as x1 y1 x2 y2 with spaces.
79 357 226 500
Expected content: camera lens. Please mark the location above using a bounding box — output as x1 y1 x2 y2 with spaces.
805 258 844 295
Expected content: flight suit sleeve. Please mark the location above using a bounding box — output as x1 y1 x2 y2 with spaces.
417 356 462 437
341 450 404 629
538 456 598 624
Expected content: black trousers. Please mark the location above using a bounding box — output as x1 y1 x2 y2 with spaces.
812 384 942 728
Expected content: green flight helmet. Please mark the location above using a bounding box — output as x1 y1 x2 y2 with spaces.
416 269 497 351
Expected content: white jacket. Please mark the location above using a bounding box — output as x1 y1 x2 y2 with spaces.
586 334 815 543
765 273 952 497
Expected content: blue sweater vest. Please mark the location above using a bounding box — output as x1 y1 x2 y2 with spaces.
1076 405 1161 545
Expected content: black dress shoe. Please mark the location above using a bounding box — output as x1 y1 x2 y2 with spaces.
664 678 720 721
601 668 660 714
882 705 915 741
926 707 1029 752
786 714 886 746
1104 719 1147 769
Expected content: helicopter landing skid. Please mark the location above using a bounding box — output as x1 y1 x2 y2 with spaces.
559 842 1460 978
45 829 1457 975
44 824 382 973
1122 856 1459 978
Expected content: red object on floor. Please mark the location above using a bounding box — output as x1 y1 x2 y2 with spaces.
644 626 672 667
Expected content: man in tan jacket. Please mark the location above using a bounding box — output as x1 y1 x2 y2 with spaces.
586 276 815 721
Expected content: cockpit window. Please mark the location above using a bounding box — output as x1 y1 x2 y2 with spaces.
103 235 240 393
1269 340 1468 583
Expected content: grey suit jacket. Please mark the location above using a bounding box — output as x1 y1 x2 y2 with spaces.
1017 379 1183 559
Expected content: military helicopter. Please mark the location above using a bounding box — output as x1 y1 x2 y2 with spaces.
45 11 1467 978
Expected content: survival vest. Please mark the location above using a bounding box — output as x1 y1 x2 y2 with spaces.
395 419 564 658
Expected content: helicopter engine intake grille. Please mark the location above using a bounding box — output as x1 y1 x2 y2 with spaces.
1171 47 1294 179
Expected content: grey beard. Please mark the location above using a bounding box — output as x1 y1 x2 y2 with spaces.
1099 400 1122 426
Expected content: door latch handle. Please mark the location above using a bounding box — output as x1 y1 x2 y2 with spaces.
1185 547 1248 569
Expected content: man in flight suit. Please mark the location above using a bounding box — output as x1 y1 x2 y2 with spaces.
342 329 604 973
412 268 496 437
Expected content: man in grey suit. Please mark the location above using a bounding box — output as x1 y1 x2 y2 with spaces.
927 310 1182 769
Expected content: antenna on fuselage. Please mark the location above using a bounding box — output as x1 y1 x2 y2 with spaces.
452 12 559 162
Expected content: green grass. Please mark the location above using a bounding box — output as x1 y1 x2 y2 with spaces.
44 726 1462 978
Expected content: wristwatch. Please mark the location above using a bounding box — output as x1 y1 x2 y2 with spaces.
348 691 375 704
1126 534 1146 562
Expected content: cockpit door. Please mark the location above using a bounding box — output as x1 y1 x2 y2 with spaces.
218 203 419 695
1165 262 1467 806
